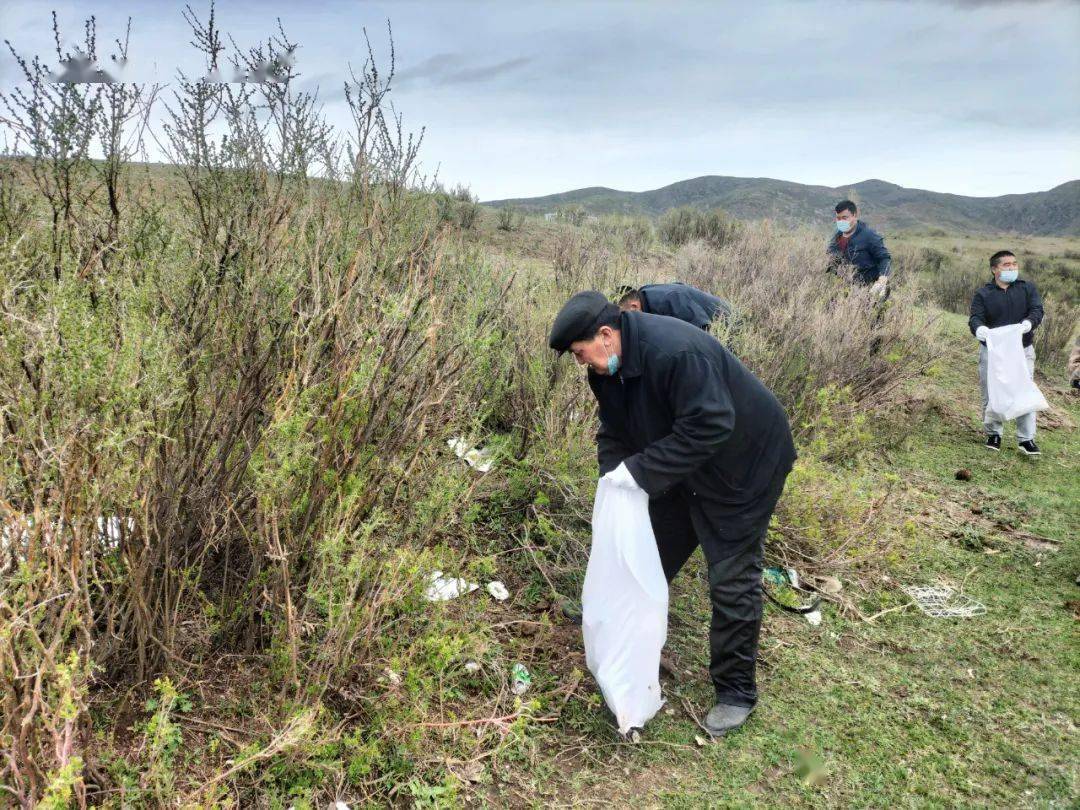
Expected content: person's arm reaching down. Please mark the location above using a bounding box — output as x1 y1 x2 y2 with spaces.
623 351 735 495
969 289 988 340
596 419 634 476
1024 283 1044 332
871 232 891 278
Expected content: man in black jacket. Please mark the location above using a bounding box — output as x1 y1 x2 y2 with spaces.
969 250 1044 455
617 282 732 330
827 200 891 296
549 291 797 736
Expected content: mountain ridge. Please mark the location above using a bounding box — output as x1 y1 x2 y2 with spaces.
484 176 1080 235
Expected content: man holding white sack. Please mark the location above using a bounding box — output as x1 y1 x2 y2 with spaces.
969 250 1045 455
548 291 796 736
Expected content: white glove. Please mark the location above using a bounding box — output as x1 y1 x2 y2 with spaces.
602 462 642 492
1021 320 1032 334
975 325 990 341
870 277 888 297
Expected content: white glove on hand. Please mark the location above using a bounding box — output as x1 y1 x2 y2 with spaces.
870 277 888 298
1021 319 1032 334
603 462 642 492
975 325 990 341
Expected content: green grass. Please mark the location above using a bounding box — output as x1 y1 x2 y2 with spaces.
500 312 1079 808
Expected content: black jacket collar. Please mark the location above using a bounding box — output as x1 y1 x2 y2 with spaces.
983 278 1027 291
617 310 644 380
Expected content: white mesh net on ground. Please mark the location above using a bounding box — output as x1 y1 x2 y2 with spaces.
902 585 987 618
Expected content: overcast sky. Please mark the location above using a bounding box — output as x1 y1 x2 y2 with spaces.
2 0 1078 199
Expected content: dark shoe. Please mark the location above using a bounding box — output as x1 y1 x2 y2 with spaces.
560 599 582 626
985 434 1001 451
703 702 754 737
1018 440 1041 456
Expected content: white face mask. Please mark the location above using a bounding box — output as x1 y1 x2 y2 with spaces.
998 269 1018 284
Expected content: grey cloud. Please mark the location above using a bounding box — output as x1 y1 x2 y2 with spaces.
393 53 532 88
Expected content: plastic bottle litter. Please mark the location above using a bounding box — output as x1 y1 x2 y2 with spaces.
486 581 510 601
510 663 532 695
424 571 479 602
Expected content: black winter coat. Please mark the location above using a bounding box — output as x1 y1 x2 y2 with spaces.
827 221 891 284
638 283 732 330
968 278 1044 348
588 311 796 555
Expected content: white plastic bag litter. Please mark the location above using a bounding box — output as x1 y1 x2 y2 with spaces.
985 324 1048 421
424 571 479 601
582 478 668 734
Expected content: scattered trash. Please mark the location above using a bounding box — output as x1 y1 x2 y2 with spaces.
97 515 135 550
334 802 350 810
804 609 823 626
424 571 479 602
955 469 972 481
510 663 532 695
383 668 401 686
813 576 843 595
447 437 494 473
763 567 822 616
486 581 510 601
451 759 485 783
464 661 481 673
694 734 709 747
902 585 986 618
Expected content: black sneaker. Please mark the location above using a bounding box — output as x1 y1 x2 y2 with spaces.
1018 440 1041 456
985 435 1001 451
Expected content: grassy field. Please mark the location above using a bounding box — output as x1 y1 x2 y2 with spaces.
3 87 1077 805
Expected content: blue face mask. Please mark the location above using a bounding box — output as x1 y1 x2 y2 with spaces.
836 220 852 234
998 269 1018 284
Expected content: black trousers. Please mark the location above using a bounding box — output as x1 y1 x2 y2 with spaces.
649 470 787 708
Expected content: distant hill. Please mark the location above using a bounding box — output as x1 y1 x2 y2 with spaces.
484 176 1080 236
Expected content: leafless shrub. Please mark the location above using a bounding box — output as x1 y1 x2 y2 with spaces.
1034 297 1079 377
496 204 522 231
680 223 937 426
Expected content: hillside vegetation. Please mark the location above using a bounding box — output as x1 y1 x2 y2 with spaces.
1 12 1077 808
485 175 1080 236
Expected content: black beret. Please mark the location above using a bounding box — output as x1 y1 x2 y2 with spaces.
548 290 614 353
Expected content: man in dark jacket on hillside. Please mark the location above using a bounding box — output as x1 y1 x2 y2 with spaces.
827 200 891 296
549 291 797 737
617 282 732 330
969 249 1044 455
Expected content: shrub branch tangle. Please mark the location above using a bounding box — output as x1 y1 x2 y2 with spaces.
0 11 511 805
